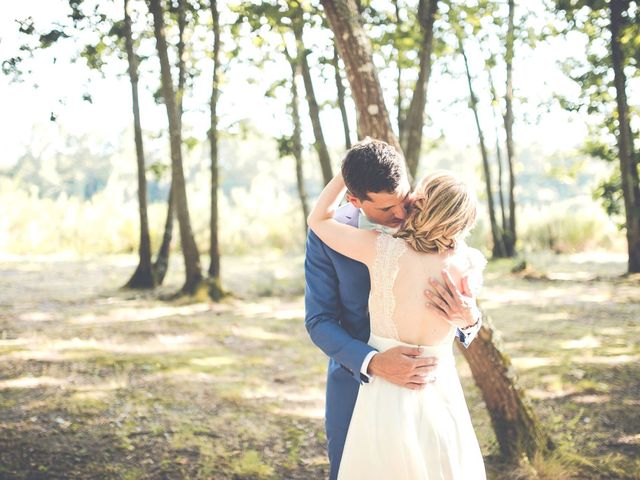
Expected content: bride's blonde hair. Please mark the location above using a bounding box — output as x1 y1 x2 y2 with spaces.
394 171 477 253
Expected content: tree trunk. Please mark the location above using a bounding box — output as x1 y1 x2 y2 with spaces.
459 33 507 258
123 0 155 289
208 0 223 300
503 0 517 257
332 44 352 150
149 0 203 294
488 65 508 235
177 0 186 121
153 2 188 285
395 1 405 144
456 314 555 460
401 0 438 180
323 0 553 463
293 21 333 185
320 0 403 155
610 0 640 273
288 55 310 237
153 181 174 284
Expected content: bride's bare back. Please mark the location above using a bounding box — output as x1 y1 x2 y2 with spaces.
369 233 485 346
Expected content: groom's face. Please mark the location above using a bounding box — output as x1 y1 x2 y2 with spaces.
347 180 412 228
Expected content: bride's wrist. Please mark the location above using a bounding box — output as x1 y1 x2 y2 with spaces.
460 307 481 331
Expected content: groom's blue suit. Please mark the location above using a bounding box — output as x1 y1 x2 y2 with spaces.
305 203 476 480
305 204 372 480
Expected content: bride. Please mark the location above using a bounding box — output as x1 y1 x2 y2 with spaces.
307 169 486 479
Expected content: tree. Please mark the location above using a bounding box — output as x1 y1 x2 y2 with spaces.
556 0 640 273
609 0 640 272
149 0 203 294
487 63 508 236
321 0 402 153
123 0 156 289
281 43 310 237
153 0 190 285
503 0 517 257
292 8 334 185
400 0 438 180
459 314 554 460
454 15 507 258
331 44 353 150
208 0 223 300
322 0 554 464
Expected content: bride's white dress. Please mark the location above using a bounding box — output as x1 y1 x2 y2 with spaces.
337 233 487 480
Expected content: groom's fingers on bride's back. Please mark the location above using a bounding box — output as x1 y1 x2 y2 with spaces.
397 346 423 357
413 358 438 372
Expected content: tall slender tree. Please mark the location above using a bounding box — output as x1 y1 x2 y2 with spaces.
457 26 507 258
331 44 352 150
291 8 333 185
609 0 640 272
401 0 438 180
487 63 508 235
149 0 203 294
152 0 190 286
503 0 517 256
556 0 640 273
208 0 223 300
283 43 310 237
123 0 155 289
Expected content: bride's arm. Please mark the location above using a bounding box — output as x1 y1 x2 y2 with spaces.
307 172 378 266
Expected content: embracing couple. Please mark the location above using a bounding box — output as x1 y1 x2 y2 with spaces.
305 138 486 479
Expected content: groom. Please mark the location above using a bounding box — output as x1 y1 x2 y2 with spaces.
304 138 482 480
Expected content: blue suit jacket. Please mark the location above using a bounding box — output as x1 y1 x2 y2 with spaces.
304 203 475 479
304 204 372 480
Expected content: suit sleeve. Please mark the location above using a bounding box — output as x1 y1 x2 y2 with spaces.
304 229 376 384
456 318 482 348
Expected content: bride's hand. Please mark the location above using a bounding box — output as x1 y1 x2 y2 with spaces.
424 270 480 330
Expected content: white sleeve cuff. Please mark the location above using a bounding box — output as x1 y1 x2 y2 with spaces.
360 351 378 381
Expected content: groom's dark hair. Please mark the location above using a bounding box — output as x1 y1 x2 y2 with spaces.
341 138 405 201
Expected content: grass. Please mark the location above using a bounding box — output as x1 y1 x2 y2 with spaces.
0 251 638 479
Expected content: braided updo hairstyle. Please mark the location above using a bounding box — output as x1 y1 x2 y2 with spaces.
394 171 477 253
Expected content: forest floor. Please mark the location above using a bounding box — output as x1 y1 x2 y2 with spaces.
0 251 638 480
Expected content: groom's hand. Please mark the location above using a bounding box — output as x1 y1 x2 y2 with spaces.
367 347 438 390
424 270 479 330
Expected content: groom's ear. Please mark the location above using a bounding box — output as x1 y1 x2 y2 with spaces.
345 192 363 209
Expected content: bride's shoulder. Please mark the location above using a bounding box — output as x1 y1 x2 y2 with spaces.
464 245 488 272
449 243 487 273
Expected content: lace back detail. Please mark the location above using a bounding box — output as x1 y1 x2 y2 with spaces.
370 233 406 340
